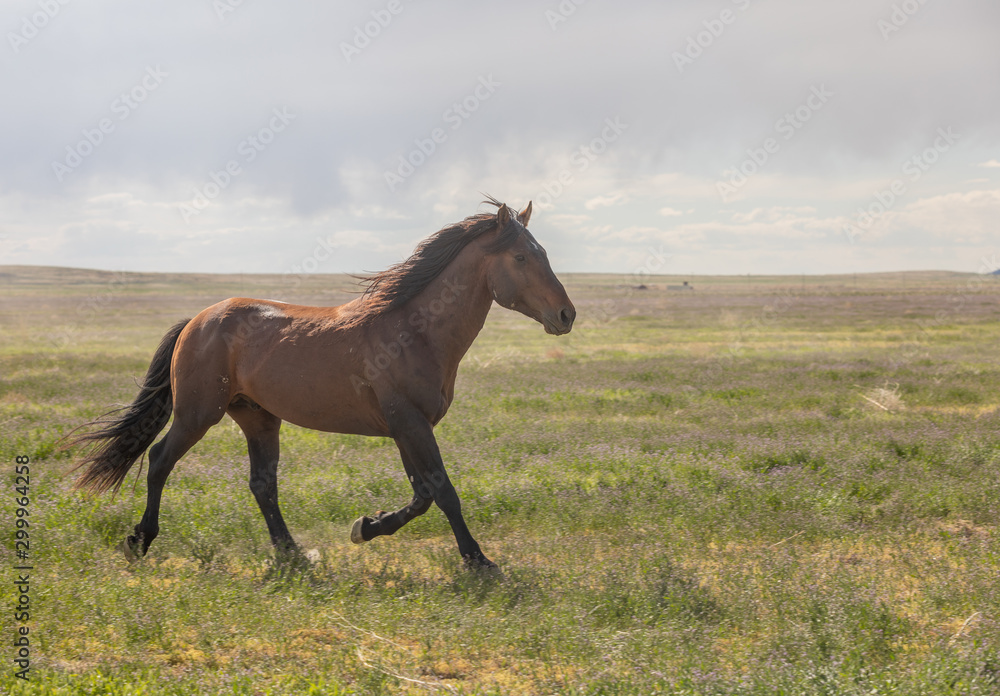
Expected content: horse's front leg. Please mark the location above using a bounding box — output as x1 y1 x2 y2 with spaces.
350 406 495 569
350 447 433 543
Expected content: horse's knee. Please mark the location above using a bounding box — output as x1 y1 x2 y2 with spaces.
249 475 274 501
430 486 462 515
411 493 434 516
411 472 453 509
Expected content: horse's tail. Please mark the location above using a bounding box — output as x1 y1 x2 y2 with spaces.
69 319 191 496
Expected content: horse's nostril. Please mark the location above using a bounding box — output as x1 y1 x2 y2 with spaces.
559 307 575 327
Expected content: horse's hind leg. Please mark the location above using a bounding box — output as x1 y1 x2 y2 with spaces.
228 402 299 559
125 419 214 561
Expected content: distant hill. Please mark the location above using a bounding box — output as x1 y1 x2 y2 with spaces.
1 266 997 300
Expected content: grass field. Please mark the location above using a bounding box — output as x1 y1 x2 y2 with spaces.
1 266 999 695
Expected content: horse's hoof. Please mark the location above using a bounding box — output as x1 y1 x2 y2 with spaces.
121 535 143 563
463 553 500 574
350 516 367 544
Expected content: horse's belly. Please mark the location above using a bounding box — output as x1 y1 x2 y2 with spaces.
238 345 389 436
249 383 388 436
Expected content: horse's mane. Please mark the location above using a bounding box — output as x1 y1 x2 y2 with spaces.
348 197 524 323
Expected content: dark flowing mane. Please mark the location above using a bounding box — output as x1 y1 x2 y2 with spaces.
354 198 524 319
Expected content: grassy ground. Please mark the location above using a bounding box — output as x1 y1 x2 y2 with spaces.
1 266 999 695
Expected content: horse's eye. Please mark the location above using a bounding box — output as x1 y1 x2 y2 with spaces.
515 254 526 263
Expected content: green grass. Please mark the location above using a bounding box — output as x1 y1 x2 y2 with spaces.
1 267 999 694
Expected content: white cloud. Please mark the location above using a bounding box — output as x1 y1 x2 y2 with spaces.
731 207 818 224
892 189 1000 244
584 192 629 210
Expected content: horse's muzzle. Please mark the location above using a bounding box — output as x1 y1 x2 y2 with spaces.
543 305 576 335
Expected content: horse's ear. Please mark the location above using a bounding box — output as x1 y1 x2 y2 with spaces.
517 201 532 227
497 203 511 229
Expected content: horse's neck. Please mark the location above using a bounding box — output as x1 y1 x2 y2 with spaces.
412 253 493 369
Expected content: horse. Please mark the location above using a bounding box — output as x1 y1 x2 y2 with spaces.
69 198 576 569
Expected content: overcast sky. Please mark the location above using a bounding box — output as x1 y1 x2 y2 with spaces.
2 0 999 277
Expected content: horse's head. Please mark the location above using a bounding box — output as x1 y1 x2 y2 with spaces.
485 201 576 335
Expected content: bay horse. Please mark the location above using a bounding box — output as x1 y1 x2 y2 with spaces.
70 198 575 569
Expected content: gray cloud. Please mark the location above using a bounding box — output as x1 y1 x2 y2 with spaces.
1 0 998 275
